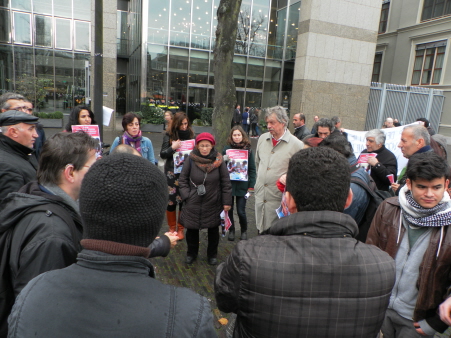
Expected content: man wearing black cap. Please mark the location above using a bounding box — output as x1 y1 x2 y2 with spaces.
8 153 217 338
0 110 39 201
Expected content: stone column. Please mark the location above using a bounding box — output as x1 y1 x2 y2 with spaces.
291 0 382 130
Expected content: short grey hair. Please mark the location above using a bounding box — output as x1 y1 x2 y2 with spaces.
316 118 335 133
0 92 26 110
265 106 288 127
365 129 386 145
331 116 341 126
404 125 430 145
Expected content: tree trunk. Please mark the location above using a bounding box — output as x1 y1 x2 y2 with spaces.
212 0 242 152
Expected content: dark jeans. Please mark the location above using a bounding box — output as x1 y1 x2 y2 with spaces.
229 196 247 233
242 124 250 134
250 123 258 136
186 227 220 258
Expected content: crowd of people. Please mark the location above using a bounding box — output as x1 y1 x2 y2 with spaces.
2 90 451 337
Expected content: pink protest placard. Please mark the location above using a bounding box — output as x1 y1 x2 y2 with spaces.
357 153 377 163
174 139 195 174
71 125 100 138
226 149 249 181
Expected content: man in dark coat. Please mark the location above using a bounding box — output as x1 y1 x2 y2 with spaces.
292 112 310 140
360 129 397 191
232 104 241 127
215 147 395 338
0 110 39 201
8 153 216 338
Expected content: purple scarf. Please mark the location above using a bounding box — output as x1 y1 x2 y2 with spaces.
122 131 143 153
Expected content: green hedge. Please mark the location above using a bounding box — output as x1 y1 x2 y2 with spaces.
135 106 165 124
34 111 63 119
200 108 213 126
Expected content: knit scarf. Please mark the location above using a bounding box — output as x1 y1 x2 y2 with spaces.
190 148 223 173
122 131 142 153
231 141 251 150
399 185 451 227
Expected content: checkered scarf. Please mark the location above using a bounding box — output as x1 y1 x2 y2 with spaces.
399 185 451 227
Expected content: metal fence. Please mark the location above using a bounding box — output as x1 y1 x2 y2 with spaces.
365 82 445 131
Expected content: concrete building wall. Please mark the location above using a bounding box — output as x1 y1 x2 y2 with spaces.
376 0 451 135
291 0 381 131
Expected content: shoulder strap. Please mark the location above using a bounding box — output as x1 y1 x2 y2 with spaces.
24 204 82 252
350 177 376 197
118 135 123 145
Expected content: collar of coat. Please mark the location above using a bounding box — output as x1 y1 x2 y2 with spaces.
0 133 34 157
269 210 359 238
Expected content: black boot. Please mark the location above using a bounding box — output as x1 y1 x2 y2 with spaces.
240 232 247 240
228 230 235 241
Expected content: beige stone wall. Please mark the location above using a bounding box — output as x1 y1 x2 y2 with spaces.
90 0 117 131
292 0 382 131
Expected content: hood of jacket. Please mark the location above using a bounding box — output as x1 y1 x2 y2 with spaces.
269 210 359 238
0 181 79 234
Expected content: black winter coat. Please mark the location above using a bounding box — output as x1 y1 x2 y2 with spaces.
0 134 38 201
293 125 310 141
0 181 82 297
8 248 217 338
160 132 194 173
360 145 397 191
179 153 232 229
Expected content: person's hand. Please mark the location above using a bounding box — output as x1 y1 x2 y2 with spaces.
367 157 379 167
439 297 451 326
164 232 179 248
171 139 182 150
279 174 287 185
391 183 400 193
223 205 231 211
223 154 229 162
413 322 427 335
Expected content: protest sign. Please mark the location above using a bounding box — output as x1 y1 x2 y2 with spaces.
226 149 249 181
173 139 195 174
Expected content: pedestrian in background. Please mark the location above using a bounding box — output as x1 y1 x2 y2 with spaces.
179 133 232 266
222 126 256 241
241 107 250 134
160 112 195 240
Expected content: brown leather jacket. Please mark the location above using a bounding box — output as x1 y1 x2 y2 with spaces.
366 197 451 332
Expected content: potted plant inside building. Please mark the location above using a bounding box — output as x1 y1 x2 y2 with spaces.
136 105 165 132
34 111 64 128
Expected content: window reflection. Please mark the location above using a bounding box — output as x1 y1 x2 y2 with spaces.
14 12 31 44
189 50 209 84
54 0 72 18
148 2 169 45
75 21 89 51
11 0 31 11
35 48 54 110
0 9 10 42
170 0 191 47
0 45 14 93
74 0 91 20
54 50 74 111
33 0 52 15
35 15 52 47
191 0 211 49
55 18 71 49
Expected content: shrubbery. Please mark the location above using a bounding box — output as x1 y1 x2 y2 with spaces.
34 111 63 119
135 106 165 124
200 108 213 126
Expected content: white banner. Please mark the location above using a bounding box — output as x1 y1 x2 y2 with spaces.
344 122 420 176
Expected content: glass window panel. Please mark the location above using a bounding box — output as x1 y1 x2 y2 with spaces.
249 1 269 57
14 12 31 44
189 50 209 84
170 0 191 47
0 9 10 42
413 56 424 70
74 0 91 20
285 2 300 60
148 1 169 45
432 69 442 83
33 0 52 15
34 48 55 111
433 0 445 17
35 15 52 47
0 0 9 8
13 46 34 101
236 2 251 55
247 58 264 89
75 21 89 51
212 0 220 39
191 0 211 49
188 87 207 120
55 18 72 49
11 0 31 11
168 48 188 102
0 45 14 93
74 53 89 105
54 0 71 18
245 92 261 108
421 69 432 84
117 11 127 55
147 45 167 102
54 50 73 112
435 52 444 68
233 56 247 88
411 71 421 85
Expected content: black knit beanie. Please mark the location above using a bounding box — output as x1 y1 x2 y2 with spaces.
80 153 168 247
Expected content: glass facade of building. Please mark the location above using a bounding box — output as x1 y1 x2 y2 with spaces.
0 0 91 112
125 0 301 113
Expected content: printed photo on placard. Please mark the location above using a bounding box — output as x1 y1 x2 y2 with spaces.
226 149 248 181
174 139 195 174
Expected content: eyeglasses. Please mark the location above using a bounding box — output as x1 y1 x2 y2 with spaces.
11 106 33 113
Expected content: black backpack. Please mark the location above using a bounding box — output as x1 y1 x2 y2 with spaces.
350 176 391 242
0 204 80 337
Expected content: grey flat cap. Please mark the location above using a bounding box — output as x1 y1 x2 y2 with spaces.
0 110 39 126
